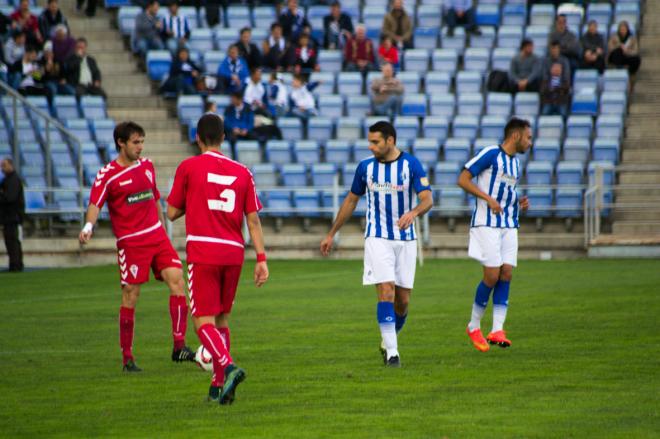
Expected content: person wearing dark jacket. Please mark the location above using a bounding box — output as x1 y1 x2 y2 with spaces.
0 158 25 272
38 0 68 40
262 22 288 71
580 20 606 73
541 62 571 118
323 1 353 49
279 0 309 41
64 37 106 99
224 91 256 142
286 33 319 74
161 47 201 95
234 27 262 71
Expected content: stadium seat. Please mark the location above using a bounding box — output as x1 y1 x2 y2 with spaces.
437 188 466 217
573 69 600 94
514 92 540 117
397 71 421 93
441 26 466 55
65 119 93 143
588 161 616 187
281 164 307 187
293 140 321 165
346 95 371 118
212 28 238 52
480 115 506 141
486 92 512 116
307 118 334 142
587 3 612 28
596 115 623 139
325 140 352 166
538 116 564 139
603 70 629 93
25 190 46 211
413 138 440 166
293 190 321 217
592 138 620 164
189 28 214 53
525 25 550 56
425 71 452 94
91 119 115 148
452 116 479 141
353 140 371 161
363 6 386 29
476 4 500 26
417 5 442 28
525 188 553 217
600 92 627 116
318 94 344 119
567 115 594 139
362 116 389 137
571 91 599 115
496 26 523 49
470 26 496 49
431 49 458 74
309 72 336 95
491 48 516 71
252 163 279 188
53 96 80 120
235 141 261 167
177 95 203 122
336 117 361 140
463 48 490 74
146 50 172 81
253 6 276 29
526 161 553 186
414 28 439 50
533 138 561 165
615 2 640 28
394 117 419 143
208 94 230 113
530 4 555 26
501 4 527 26
404 49 430 72
429 94 455 118
423 116 450 142
401 94 427 117
118 6 141 35
455 71 482 94
337 72 363 96
563 138 591 164
556 161 584 186
434 161 461 186
318 50 342 72
457 93 483 116
265 140 292 165
278 118 303 141
311 163 338 187
80 96 106 120
203 51 224 74
264 190 293 217
555 188 583 218
226 5 251 28
443 138 471 163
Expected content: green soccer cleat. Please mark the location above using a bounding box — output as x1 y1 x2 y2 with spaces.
208 385 221 402
122 359 142 373
219 364 246 405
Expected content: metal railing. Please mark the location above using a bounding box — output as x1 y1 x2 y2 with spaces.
0 80 85 227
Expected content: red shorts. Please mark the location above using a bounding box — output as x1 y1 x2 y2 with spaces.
117 239 182 285
187 263 242 317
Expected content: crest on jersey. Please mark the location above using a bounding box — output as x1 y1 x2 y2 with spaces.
130 264 138 278
420 177 430 187
145 170 153 184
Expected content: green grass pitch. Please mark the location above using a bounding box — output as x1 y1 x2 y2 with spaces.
0 259 658 438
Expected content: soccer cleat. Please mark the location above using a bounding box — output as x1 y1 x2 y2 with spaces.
466 326 490 352
219 364 246 405
379 340 386 364
172 346 196 363
207 385 221 402
122 359 142 372
487 330 511 348
386 355 401 368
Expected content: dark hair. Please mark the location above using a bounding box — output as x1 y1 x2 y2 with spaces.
520 38 533 50
556 14 567 22
549 40 561 47
331 0 341 6
113 121 145 152
204 101 216 113
230 90 243 100
77 37 88 45
24 44 38 54
504 117 531 140
197 114 224 146
12 30 26 39
47 0 58 5
145 0 159 8
368 121 397 143
240 27 251 35
271 22 282 31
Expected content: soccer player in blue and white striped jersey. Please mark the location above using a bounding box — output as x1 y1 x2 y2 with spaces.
320 121 433 367
457 117 532 352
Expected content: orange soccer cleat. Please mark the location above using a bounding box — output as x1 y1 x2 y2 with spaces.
487 330 511 348
466 326 490 352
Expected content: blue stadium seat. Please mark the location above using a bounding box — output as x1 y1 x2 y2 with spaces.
588 161 616 187
293 190 321 217
600 92 627 116
80 96 106 120
457 93 483 116
118 6 140 35
452 115 479 140
463 48 490 74
596 115 623 139
470 26 496 49
434 161 461 186
432 49 458 74
556 161 584 186
15 120 37 144
563 138 591 164
417 5 442 28
265 140 292 165
514 92 540 117
573 69 600 94
363 6 386 29
533 138 561 165
525 25 550 56
346 95 371 118
555 188 583 218
496 26 523 49
25 96 49 119
353 140 371 161
480 115 506 140
189 28 214 53
413 138 440 166
530 4 555 26
309 72 336 95
203 51 224 74
146 50 172 81
401 94 427 117
526 161 553 186
264 190 293 217
473 138 499 155
226 5 251 28
486 92 512 116
318 94 344 119
214 28 240 52
567 115 594 139
423 116 450 142
587 3 612 28
91 119 115 148
501 4 527 26
311 163 337 187
233 141 260 167
394 116 419 143
413 28 439 50
444 138 471 163
337 72 363 96
53 96 80 120
25 190 46 211
425 71 451 94
22 151 45 168
456 71 482 94
278 118 304 141
615 2 640 28
65 119 93 143
253 6 276 29
294 140 321 165
325 140 353 165
571 91 599 115
208 94 230 113
538 116 564 139
336 117 361 140
397 71 421 93
525 188 553 217
593 138 620 164
252 164 278 187
307 117 334 142
437 188 466 217
491 48 516 71
318 50 342 72
476 4 500 26
441 26 466 55
281 164 307 187
603 69 629 93
178 6 199 29
429 94 455 118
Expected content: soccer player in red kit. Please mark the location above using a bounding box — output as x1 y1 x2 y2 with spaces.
79 121 195 372
167 113 269 405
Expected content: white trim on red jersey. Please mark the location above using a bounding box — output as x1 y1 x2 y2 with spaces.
186 234 245 248
93 160 143 207
116 221 162 242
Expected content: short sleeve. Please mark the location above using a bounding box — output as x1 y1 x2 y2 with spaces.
89 168 109 208
350 161 367 196
244 171 262 214
410 157 431 194
465 147 498 177
167 162 187 210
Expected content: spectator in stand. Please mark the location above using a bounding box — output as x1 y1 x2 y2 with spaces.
580 20 606 74
0 11 11 37
323 0 354 50
10 0 43 48
161 0 191 56
224 91 255 142
41 40 74 97
445 0 481 37
218 44 249 94
0 157 25 272
266 71 288 117
279 0 309 42
235 27 263 71
344 24 376 75
370 62 403 118
509 39 541 92
9 45 51 101
204 100 217 115
134 0 164 57
286 32 319 74
381 0 412 50
38 0 68 41
288 73 318 121
543 40 571 83
548 14 581 73
161 47 201 95
76 0 97 18
243 67 271 117
52 24 75 65
377 36 399 69
608 21 641 75
4 30 26 66
64 37 107 99
540 62 570 118
262 22 288 71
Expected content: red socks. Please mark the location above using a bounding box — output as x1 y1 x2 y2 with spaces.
169 295 188 350
219 327 231 353
198 323 233 387
119 306 135 365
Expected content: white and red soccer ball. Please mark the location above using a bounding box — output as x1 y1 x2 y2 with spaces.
195 345 213 372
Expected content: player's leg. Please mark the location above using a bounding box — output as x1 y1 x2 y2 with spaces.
376 282 400 367
216 313 231 353
120 282 141 372
392 240 417 334
394 287 410 333
488 229 518 348
160 266 195 362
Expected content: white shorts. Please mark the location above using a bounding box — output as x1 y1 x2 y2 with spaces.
468 227 518 267
363 237 417 289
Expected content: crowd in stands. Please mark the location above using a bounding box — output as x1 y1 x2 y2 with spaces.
0 0 106 111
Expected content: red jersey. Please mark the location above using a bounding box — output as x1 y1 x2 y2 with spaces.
89 158 167 247
167 150 262 266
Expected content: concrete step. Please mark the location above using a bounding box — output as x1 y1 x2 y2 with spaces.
629 104 660 115
614 210 660 221
613 222 660 234
94 52 137 64
108 108 170 120
150 154 192 167
145 130 186 142
67 18 114 31
72 29 122 40
107 96 165 108
99 63 140 75
149 143 195 154
80 39 125 51
622 149 660 162
619 173 660 184
103 83 153 95
103 74 151 86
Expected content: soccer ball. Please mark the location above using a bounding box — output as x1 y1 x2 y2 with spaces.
195 345 213 372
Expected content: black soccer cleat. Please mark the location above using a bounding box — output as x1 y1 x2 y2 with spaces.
219 364 246 405
123 359 142 372
172 346 196 363
207 385 221 402
386 355 401 368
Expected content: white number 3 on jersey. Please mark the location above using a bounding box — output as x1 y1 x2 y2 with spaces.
207 173 237 213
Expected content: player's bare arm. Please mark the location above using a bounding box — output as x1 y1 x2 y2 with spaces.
397 189 434 229
166 204 185 221
519 195 530 211
457 169 503 214
156 202 167 227
246 211 269 287
320 192 360 256
79 204 101 244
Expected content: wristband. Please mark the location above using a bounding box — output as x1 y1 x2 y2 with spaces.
82 222 93 234
256 253 267 263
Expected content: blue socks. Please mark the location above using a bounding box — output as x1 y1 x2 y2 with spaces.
468 281 494 331
377 301 398 358
492 280 510 307
474 281 493 308
395 312 407 333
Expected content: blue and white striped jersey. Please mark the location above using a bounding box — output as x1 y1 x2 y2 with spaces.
351 151 431 241
465 145 521 228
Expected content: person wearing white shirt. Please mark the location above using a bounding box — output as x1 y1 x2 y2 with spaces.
243 68 271 117
288 73 317 122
